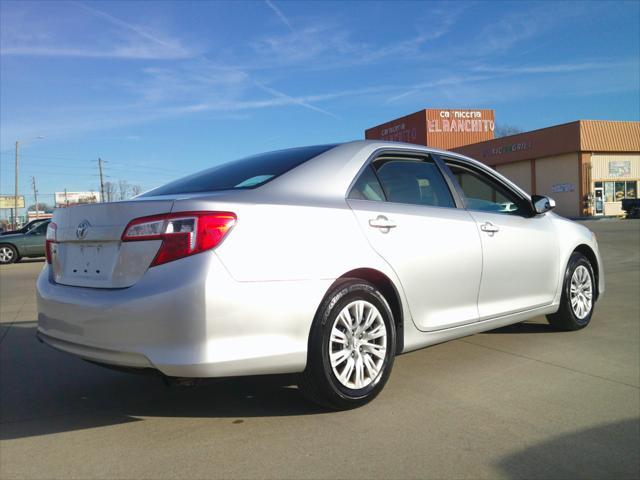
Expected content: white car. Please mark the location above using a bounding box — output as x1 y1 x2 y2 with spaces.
37 141 604 409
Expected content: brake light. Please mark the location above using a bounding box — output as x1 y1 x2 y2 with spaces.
121 212 236 267
45 222 57 264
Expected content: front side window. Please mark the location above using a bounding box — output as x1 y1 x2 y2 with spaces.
373 157 455 208
447 162 530 216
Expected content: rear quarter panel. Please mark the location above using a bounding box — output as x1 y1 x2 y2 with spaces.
172 197 395 283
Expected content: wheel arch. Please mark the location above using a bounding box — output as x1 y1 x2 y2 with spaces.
573 244 599 300
0 242 20 258
331 268 404 355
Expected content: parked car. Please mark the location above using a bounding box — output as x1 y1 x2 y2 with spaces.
0 219 50 264
0 218 50 236
36 141 604 409
621 199 640 219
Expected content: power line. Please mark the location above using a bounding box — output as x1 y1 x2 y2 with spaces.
0 152 187 174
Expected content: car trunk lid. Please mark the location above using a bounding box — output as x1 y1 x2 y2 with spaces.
50 200 174 288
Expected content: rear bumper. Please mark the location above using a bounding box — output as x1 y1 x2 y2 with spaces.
37 253 331 378
37 330 153 368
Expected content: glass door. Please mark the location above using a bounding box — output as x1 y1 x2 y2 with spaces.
594 187 604 215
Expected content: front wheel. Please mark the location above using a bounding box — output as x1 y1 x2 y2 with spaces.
0 245 18 264
547 252 595 331
299 280 396 410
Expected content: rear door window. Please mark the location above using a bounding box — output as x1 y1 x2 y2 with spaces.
373 157 455 208
142 144 337 196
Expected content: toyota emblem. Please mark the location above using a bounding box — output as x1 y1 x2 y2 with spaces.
76 220 91 240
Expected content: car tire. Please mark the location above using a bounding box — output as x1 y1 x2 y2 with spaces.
299 279 396 410
0 244 18 264
546 252 595 331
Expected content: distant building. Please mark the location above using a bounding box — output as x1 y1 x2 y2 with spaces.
365 108 495 150
453 120 640 217
27 211 53 221
365 109 639 218
54 191 101 207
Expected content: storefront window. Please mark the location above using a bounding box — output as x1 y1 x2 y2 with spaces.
604 182 614 202
600 181 638 201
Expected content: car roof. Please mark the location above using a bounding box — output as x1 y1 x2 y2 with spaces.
260 140 530 202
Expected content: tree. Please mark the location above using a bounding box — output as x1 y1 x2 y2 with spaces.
118 180 130 201
131 184 142 196
103 181 116 202
27 203 53 213
494 124 524 138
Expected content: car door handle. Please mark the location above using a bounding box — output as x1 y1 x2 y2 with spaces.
369 215 397 232
480 222 500 236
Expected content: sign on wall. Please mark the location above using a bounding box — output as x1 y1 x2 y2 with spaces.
608 161 631 177
551 183 576 193
379 123 418 143
427 110 495 134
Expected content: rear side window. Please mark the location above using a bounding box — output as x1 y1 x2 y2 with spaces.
374 158 455 208
142 144 337 196
348 166 386 201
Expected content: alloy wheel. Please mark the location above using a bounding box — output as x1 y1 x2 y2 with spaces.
329 299 387 389
0 246 15 264
570 265 593 320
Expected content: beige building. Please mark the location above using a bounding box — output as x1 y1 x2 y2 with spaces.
453 120 640 217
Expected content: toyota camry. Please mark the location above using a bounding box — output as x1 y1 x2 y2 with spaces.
37 141 604 409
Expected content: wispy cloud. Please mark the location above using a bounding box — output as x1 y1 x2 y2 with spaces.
471 60 637 75
254 81 338 118
0 2 195 59
2 0 636 149
1 45 192 59
1 2 336 120
244 3 467 72
72 1 184 53
264 0 295 34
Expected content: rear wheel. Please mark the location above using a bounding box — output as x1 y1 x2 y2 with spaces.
299 280 396 410
0 245 18 264
547 252 595 331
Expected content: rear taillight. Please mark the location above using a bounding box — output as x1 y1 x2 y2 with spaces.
121 212 236 267
45 222 57 264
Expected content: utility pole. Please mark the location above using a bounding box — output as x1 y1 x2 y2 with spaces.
64 188 69 206
31 176 39 219
12 136 43 227
14 141 19 228
98 158 105 203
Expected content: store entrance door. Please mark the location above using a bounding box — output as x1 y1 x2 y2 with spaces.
594 187 604 215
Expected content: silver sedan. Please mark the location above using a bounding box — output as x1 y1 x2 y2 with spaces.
37 141 604 409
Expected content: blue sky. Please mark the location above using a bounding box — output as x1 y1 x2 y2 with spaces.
1 0 639 204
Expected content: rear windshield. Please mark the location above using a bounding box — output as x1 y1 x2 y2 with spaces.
141 144 337 196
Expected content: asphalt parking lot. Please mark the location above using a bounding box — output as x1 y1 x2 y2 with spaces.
0 219 638 479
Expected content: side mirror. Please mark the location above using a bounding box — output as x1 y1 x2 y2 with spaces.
532 195 556 214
